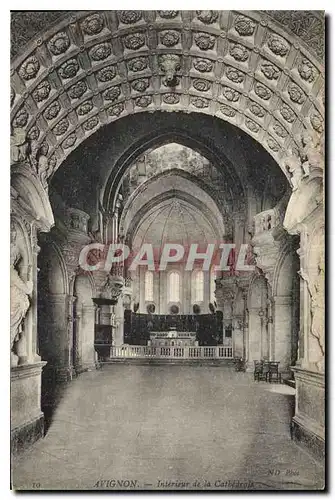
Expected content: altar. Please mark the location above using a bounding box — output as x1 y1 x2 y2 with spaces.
148 327 198 347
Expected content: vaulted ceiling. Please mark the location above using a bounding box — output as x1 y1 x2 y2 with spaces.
11 10 324 187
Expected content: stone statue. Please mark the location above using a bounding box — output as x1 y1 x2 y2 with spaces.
284 151 304 191
300 130 324 173
10 128 30 165
10 224 33 366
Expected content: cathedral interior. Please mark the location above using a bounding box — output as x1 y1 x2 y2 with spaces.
10 10 325 490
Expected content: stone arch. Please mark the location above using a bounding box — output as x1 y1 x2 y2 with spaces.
11 164 54 231
102 128 245 213
10 10 324 188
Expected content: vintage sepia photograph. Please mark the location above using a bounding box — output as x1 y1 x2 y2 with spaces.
10 9 325 491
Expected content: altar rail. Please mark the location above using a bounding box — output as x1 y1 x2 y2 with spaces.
110 345 233 359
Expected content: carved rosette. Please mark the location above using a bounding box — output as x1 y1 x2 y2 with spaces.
194 32 216 51
196 11 219 24
32 80 51 103
267 137 280 152
68 80 87 99
280 103 296 123
226 67 244 84
58 58 79 79
127 57 148 72
123 33 146 51
254 82 272 100
220 104 236 117
103 86 121 101
310 112 324 133
272 122 288 138
162 93 180 105
118 11 142 24
83 116 99 131
193 79 211 92
158 11 178 19
191 96 209 108
134 95 152 108
77 99 94 116
287 82 305 104
107 102 124 117
131 79 150 92
160 30 180 47
260 62 280 80
62 133 77 149
53 118 70 136
193 58 213 73
96 66 116 82
48 32 70 55
90 43 112 61
81 13 105 35
44 100 61 121
234 15 256 36
298 58 317 83
245 118 260 133
222 86 240 102
12 107 29 128
229 43 249 62
249 102 265 118
19 56 40 81
267 34 290 57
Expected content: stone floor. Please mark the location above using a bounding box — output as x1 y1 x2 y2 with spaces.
11 365 324 491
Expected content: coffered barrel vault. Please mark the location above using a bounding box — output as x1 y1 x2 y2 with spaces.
10 10 324 186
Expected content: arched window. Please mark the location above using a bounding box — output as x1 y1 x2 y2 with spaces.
145 271 153 301
169 272 180 302
192 270 204 303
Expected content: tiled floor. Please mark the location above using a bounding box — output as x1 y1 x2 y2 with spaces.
11 365 324 491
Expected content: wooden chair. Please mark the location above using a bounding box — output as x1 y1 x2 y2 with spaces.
253 360 263 381
267 362 282 383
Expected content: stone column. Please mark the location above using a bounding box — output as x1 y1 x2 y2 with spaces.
114 299 124 346
248 306 262 365
272 295 292 372
81 304 96 370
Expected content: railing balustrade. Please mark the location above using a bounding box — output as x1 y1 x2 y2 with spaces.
109 345 233 359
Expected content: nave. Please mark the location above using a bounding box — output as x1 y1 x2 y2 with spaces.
12 365 324 490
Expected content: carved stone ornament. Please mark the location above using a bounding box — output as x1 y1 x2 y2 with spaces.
77 99 94 115
260 62 280 80
19 55 40 80
220 104 236 117
48 32 70 55
90 43 112 61
44 100 61 120
62 133 77 149
267 34 290 56
193 58 213 73
249 102 265 117
194 32 216 50
222 86 240 102
83 116 99 131
226 67 244 83
101 274 124 304
193 78 211 92
53 117 70 136
11 87 15 106
27 125 40 140
196 11 219 24
32 80 51 102
298 58 317 83
158 11 179 19
12 107 29 128
59 58 79 79
159 54 181 87
127 56 148 72
107 102 124 116
310 112 324 133
229 43 249 62
135 95 152 107
131 78 150 92
287 82 305 104
118 11 142 24
96 65 116 82
267 137 280 152
10 128 30 164
123 33 146 50
191 96 209 108
273 122 288 138
103 86 121 101
245 118 260 133
81 13 104 35
254 82 271 100
163 93 180 104
68 80 87 99
234 15 256 36
280 103 296 123
160 30 180 47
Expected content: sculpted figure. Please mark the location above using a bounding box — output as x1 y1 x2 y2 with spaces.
10 128 30 164
284 151 303 191
300 130 324 173
10 224 33 366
